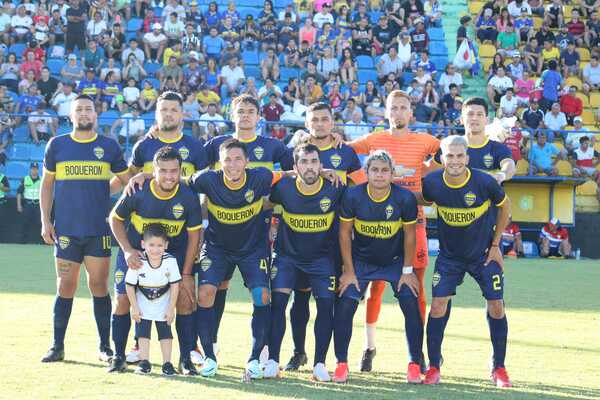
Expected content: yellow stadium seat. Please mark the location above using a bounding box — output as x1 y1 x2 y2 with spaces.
468 2 484 15
582 109 596 125
479 44 497 58
580 62 589 72
564 5 573 19
516 159 530 175
553 141 565 152
482 57 494 72
533 16 543 30
577 47 591 62
556 160 573 176
595 141 600 152
565 76 583 91
590 93 600 108
576 92 590 108
576 180 598 196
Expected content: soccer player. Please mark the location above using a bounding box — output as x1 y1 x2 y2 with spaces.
333 150 423 384
40 94 131 363
125 224 181 376
279 102 364 372
347 90 440 371
187 138 276 379
108 146 202 374
419 135 512 387
264 143 344 381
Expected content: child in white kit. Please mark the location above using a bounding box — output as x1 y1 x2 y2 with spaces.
125 224 181 375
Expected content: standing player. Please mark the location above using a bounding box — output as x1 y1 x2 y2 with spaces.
107 146 202 374
347 90 440 371
419 135 512 387
40 94 131 363
334 150 423 384
264 143 344 381
279 102 365 371
187 139 276 379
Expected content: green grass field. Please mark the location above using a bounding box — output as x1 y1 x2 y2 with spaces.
1 244 599 400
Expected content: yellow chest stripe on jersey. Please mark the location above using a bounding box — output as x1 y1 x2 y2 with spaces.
143 161 196 178
207 198 263 225
55 161 112 180
354 219 403 239
437 199 491 227
130 212 185 237
282 210 334 233
212 161 275 171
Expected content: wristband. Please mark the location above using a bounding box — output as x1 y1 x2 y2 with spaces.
402 266 414 274
491 244 500 248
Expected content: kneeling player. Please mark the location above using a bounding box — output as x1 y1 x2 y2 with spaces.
125 224 181 375
265 143 344 381
334 150 423 384
420 135 512 387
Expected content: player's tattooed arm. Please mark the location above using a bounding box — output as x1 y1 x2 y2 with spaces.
109 215 143 269
40 171 56 245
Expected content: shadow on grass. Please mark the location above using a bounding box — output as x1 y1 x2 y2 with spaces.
59 360 599 400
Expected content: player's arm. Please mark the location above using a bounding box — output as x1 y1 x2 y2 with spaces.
16 179 24 213
182 228 201 276
486 193 511 269
498 158 516 183
40 169 56 245
109 164 140 194
109 209 143 269
125 280 141 322
338 218 359 296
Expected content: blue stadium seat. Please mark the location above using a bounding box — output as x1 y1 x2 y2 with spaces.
8 43 26 60
357 70 378 84
280 67 298 81
403 71 414 84
369 11 383 24
242 51 259 66
98 111 120 127
245 65 261 79
141 112 155 122
427 27 445 42
56 123 72 136
356 55 374 69
153 7 163 17
125 32 137 43
6 143 31 161
5 161 29 179
30 144 45 161
12 125 29 143
238 7 260 20
46 59 63 76
8 178 20 197
146 77 160 89
429 42 448 56
47 46 65 59
431 56 449 71
127 18 143 32
237 0 261 6
143 62 162 76
274 0 289 8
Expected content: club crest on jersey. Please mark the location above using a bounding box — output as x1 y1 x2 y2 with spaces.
93 147 104 159
464 191 477 206
320 197 331 212
115 270 124 284
245 190 255 203
432 272 441 287
200 257 212 272
253 146 264 160
385 204 394 220
58 236 70 249
178 146 190 160
483 153 494 168
172 203 184 219
330 154 342 168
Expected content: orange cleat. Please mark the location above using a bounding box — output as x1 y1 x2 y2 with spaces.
406 362 422 384
332 362 349 383
491 367 512 388
423 367 441 385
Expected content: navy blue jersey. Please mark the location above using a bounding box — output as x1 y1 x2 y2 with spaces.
270 177 344 262
422 168 508 262
43 133 128 236
204 134 287 170
280 143 363 184
434 138 513 172
339 183 418 266
187 167 273 255
111 179 203 253
130 134 209 178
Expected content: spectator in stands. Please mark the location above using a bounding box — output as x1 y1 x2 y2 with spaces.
164 12 185 42
476 8 498 43
48 8 66 47
0 85 14 113
65 0 87 52
514 9 534 42
503 120 524 161
521 98 545 129
220 16 241 51
567 9 585 46
50 82 76 121
543 102 567 140
506 53 526 81
496 8 514 34
299 18 317 47
0 53 19 93
258 78 283 105
86 9 107 41
78 68 103 106
424 0 443 27
499 87 519 117
203 57 221 94
18 69 36 96
139 79 157 112
501 217 525 257
143 23 167 64
278 13 298 53
313 3 334 29
377 46 403 85
571 136 599 179
544 0 564 29
163 0 186 21
498 23 520 57
565 117 590 149
539 217 572 258
373 15 396 55
397 32 413 67
582 56 600 95
457 15 471 49
365 95 385 124
37 67 60 105
101 71 123 112
416 50 437 77
419 80 440 123
555 24 575 51
100 58 122 82
522 37 541 71
345 109 370 140
260 16 279 52
220 56 245 99
260 47 280 82
111 103 144 144
262 93 285 126
162 41 183 66
278 3 297 22
559 86 583 125
488 52 506 79
202 26 225 61
11 4 33 44
158 56 183 91
23 40 45 63
0 103 14 163
198 102 227 136
28 101 55 145
537 39 560 74
196 84 221 110
0 2 11 45
122 53 147 84
341 98 363 123
584 11 600 47
19 51 42 81
438 63 463 95
443 96 463 133
540 60 562 111
560 41 580 77
530 130 562 175
17 83 41 115
488 66 513 107
122 38 145 65
352 16 372 56
82 39 106 73
411 18 429 53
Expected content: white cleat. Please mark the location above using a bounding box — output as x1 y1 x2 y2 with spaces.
246 359 264 379
312 363 331 382
125 347 140 364
259 346 269 368
263 359 280 379
190 349 204 366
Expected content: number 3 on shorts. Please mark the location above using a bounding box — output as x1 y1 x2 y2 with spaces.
492 274 502 291
327 276 336 291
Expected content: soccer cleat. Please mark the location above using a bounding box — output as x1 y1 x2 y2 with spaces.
491 367 512 388
162 362 177 376
107 356 127 373
41 346 64 363
246 359 264 379
263 359 280 379
359 348 376 372
126 345 140 364
200 357 218 377
190 347 204 366
332 362 349 383
406 362 423 384
312 363 331 382
507 250 517 258
259 346 270 368
135 360 152 374
284 352 308 371
423 367 441 385
98 345 114 363
178 358 198 376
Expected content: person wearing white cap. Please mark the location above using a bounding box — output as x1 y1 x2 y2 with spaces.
539 218 572 258
143 22 167 63
565 116 590 150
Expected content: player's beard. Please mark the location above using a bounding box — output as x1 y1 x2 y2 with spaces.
158 180 178 192
391 120 406 130
159 122 180 132
300 170 319 185
75 122 94 131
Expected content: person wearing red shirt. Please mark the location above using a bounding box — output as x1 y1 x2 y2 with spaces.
559 86 583 125
262 94 284 122
501 218 524 257
19 52 43 81
567 9 585 45
22 41 46 63
503 124 523 161
539 218 572 257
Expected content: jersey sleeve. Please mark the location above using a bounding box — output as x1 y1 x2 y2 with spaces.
185 193 203 232
186 170 210 194
495 142 513 168
130 138 145 168
424 134 441 155
269 179 284 205
257 168 275 195
421 175 435 204
192 138 210 171
203 137 219 166
272 139 288 165
124 266 138 286
401 190 418 224
279 148 294 171
339 189 356 221
346 146 363 173
43 137 56 173
486 174 508 206
109 140 129 175
111 191 136 221
167 257 182 283
348 133 373 155
432 148 443 165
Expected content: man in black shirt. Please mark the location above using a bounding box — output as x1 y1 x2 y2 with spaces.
38 67 60 105
535 23 555 46
65 0 87 52
521 99 545 129
373 15 397 55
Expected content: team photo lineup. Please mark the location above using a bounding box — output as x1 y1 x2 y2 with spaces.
34 88 519 389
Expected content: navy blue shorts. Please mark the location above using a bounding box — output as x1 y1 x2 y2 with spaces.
271 255 336 299
341 259 414 301
136 319 172 340
55 233 112 264
197 245 269 289
114 249 185 295
432 256 504 300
